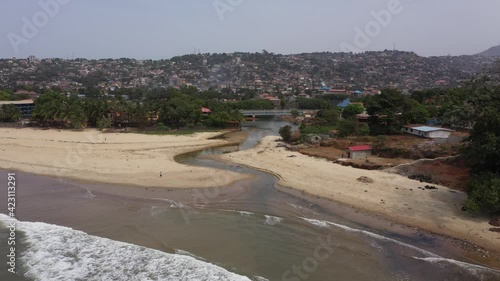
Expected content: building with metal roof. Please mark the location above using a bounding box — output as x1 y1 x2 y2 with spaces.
402 125 454 139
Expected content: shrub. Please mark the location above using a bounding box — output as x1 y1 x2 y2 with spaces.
464 172 500 213
359 123 370 136
279 125 293 142
338 119 357 137
156 122 170 131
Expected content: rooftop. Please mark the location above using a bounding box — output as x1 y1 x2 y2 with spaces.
409 126 454 132
0 99 34 105
348 145 373 152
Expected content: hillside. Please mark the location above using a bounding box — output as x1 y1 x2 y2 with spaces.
478 45 500 57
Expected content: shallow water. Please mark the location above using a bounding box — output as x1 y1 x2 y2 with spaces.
1 120 500 281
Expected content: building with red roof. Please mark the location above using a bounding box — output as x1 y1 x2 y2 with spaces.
347 145 372 159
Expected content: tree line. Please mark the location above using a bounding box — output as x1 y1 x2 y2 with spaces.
0 87 280 130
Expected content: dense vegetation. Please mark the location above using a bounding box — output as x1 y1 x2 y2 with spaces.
28 87 244 130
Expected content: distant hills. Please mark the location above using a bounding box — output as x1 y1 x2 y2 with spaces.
477 45 500 57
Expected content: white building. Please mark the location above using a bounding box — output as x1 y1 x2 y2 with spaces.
402 125 454 139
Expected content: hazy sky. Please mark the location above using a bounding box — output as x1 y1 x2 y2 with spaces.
1 0 499 59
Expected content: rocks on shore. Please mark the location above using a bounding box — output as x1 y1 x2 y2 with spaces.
408 174 433 183
357 176 374 184
490 218 500 227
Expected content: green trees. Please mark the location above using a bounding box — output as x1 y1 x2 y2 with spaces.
338 119 357 137
206 111 242 128
297 98 331 110
316 109 339 125
365 89 429 135
158 95 202 129
463 85 500 213
279 125 293 142
464 173 500 213
342 103 364 119
84 99 110 128
0 90 13 101
61 96 86 129
0 105 22 122
31 91 65 126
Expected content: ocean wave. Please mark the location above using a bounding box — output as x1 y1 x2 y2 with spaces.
300 216 500 277
0 214 250 281
175 249 207 261
413 257 500 277
301 218 329 228
300 217 439 258
264 215 283 226
220 209 255 216
150 198 186 209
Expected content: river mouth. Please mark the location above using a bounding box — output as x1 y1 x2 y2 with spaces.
1 120 500 281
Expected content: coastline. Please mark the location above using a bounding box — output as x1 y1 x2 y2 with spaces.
220 136 500 254
0 127 252 189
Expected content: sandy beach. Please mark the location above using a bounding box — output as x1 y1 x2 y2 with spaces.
221 136 500 252
0 128 250 189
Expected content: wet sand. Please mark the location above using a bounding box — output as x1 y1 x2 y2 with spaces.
220 136 500 257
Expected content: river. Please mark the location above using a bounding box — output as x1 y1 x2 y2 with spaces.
1 120 499 281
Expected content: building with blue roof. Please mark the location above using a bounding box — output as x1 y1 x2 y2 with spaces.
337 99 351 108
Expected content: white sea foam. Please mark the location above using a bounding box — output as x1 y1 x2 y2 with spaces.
264 215 283 226
300 217 439 257
300 217 500 277
219 209 255 216
175 249 207 261
302 218 329 228
252 276 270 281
413 257 500 277
0 214 250 281
149 206 165 216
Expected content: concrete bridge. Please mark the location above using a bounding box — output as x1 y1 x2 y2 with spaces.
240 110 294 117
240 109 320 117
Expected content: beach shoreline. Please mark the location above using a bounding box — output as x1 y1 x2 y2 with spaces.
0 127 252 189
220 136 500 257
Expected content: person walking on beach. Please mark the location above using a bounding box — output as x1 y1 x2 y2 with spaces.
160 171 162 178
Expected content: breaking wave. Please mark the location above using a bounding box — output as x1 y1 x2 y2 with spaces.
413 257 500 277
0 214 250 281
264 215 283 226
300 217 438 257
301 217 500 278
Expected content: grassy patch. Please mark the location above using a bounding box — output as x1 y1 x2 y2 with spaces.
300 125 337 135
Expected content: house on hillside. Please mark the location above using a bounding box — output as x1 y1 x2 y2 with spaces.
201 107 212 116
14 90 38 99
347 145 372 159
402 125 454 139
337 99 351 108
258 93 281 108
